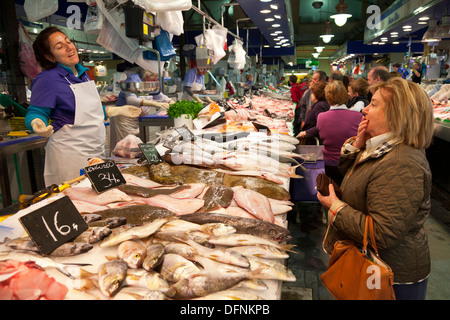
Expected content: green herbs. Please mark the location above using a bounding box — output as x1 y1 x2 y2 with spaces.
167 100 204 119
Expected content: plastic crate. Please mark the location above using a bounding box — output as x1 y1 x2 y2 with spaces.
8 117 28 131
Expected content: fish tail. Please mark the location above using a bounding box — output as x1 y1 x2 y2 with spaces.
279 244 297 253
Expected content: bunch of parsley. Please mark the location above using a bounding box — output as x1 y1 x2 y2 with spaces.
167 100 204 119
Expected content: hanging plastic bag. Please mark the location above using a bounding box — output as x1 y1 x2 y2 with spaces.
143 29 176 61
18 23 42 79
24 0 58 22
131 0 192 12
194 26 227 64
227 39 246 70
155 11 184 36
113 134 144 158
84 5 104 34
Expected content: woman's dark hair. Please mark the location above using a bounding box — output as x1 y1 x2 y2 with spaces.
33 26 65 70
310 81 327 101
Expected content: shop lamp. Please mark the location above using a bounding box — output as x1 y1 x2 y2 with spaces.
314 40 325 53
330 0 352 27
422 20 441 42
435 14 450 39
312 52 320 58
320 20 335 43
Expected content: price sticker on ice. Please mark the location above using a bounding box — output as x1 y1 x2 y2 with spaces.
84 160 125 193
19 196 88 255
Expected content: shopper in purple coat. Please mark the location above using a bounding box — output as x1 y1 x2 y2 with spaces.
296 81 329 144
317 81 363 185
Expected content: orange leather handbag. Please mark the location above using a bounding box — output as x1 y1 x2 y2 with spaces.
320 215 396 300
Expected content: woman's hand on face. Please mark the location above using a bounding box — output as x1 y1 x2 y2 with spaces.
317 184 339 209
353 116 369 149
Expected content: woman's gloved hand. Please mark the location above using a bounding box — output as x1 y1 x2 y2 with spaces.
30 118 54 137
107 106 142 118
192 94 206 104
143 100 169 109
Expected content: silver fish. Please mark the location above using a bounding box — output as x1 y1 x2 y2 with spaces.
193 288 264 300
159 253 201 283
100 218 169 247
142 243 165 271
164 242 196 260
113 287 166 300
227 244 290 260
97 260 128 297
73 227 112 244
124 269 169 293
118 240 147 269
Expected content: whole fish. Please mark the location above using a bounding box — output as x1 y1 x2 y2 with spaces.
49 242 93 257
164 242 196 260
97 260 128 297
73 227 112 244
94 204 175 225
100 218 169 247
88 216 127 229
198 185 234 212
124 269 169 293
232 186 274 223
160 219 203 233
164 271 259 299
227 244 290 260
200 223 236 237
207 233 294 251
179 213 292 243
118 240 147 268
142 195 204 215
213 169 285 185
154 231 211 247
117 184 189 198
142 243 165 271
177 237 250 268
159 253 201 283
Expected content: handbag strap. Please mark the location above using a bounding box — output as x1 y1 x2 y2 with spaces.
363 215 380 256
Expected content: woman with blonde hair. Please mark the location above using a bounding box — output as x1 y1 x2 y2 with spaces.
318 77 434 300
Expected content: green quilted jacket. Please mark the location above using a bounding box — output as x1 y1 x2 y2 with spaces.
323 142 431 284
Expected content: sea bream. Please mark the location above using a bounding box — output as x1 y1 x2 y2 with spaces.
142 243 165 271
118 240 147 268
232 186 274 223
159 253 201 283
97 260 128 297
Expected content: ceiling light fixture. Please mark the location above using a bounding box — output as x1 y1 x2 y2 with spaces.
422 19 441 42
312 52 320 58
418 16 430 21
320 20 335 43
274 15 281 19
402 25 412 29
270 4 278 10
314 39 325 53
435 13 450 38
265 18 275 22
260 0 272 2
392 41 400 44
260 9 271 14
272 24 281 27
274 31 283 34
330 0 352 27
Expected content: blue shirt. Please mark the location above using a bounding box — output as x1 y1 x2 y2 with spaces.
397 67 409 79
26 63 107 132
183 68 205 90
116 73 168 106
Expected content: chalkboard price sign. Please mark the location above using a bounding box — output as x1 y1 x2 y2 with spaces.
139 143 162 164
84 160 125 193
19 196 88 255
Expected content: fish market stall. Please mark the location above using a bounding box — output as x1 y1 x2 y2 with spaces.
0 127 300 300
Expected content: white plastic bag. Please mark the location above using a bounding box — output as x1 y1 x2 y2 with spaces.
194 26 227 64
155 11 184 36
18 24 41 79
227 39 246 69
131 0 192 12
84 5 104 34
24 0 58 22
113 134 144 158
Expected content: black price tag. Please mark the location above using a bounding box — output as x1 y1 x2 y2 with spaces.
175 125 195 141
19 196 88 255
139 143 163 164
84 160 125 193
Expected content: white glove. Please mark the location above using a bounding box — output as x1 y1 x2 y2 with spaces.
192 95 206 104
107 106 142 118
205 96 214 104
143 100 169 109
30 118 53 137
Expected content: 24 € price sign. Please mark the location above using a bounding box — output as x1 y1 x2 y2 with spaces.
19 196 88 255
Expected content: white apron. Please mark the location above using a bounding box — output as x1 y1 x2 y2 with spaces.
44 77 106 186
182 73 204 101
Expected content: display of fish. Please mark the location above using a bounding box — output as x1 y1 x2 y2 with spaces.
124 269 169 293
100 218 169 247
97 260 128 297
149 162 290 200
118 240 147 269
117 184 189 198
207 233 294 251
179 213 291 243
163 242 196 260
